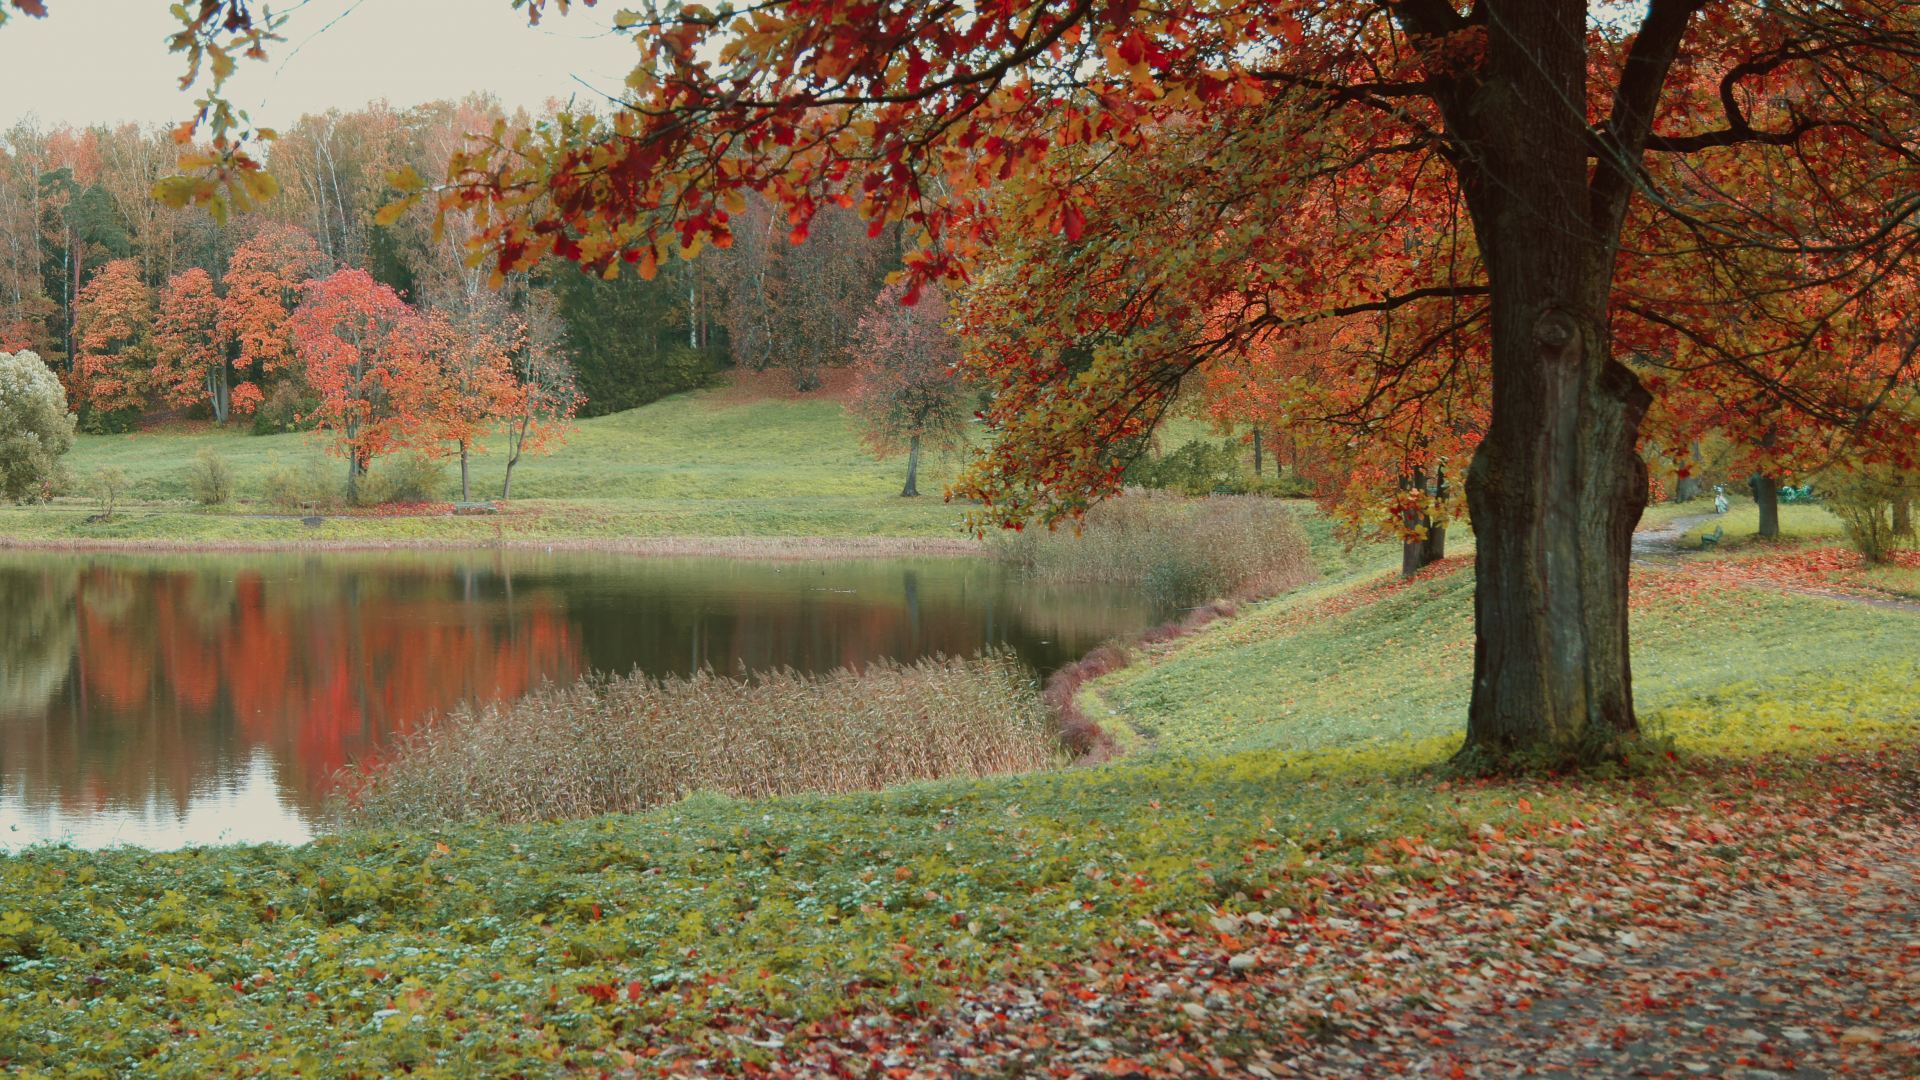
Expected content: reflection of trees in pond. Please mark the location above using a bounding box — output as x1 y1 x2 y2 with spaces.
0 566 78 717
0 557 579 820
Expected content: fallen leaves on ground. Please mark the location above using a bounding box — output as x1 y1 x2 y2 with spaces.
584 744 1920 1078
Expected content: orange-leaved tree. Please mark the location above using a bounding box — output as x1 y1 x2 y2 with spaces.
848 282 971 498
152 267 260 424
409 308 517 503
71 258 152 417
380 0 1920 770
289 268 432 502
221 223 330 384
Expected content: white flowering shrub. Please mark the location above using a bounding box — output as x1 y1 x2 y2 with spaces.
0 350 77 502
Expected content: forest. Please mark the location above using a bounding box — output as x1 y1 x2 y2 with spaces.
0 95 906 450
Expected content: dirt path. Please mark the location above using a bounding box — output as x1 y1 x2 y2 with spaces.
1632 513 1724 558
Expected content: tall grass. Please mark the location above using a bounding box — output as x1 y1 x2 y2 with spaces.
332 652 1061 829
991 492 1315 605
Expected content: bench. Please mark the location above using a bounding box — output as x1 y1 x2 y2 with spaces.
1698 524 1725 550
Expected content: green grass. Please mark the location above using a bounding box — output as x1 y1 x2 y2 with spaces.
63 390 966 503
4 386 998 543
1676 502 1846 549
1087 558 1920 759
0 496 971 543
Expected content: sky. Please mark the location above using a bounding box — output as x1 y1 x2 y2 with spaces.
1 0 642 131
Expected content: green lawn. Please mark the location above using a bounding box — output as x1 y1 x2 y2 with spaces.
8 387 994 543
1086 555 1920 760
64 389 961 503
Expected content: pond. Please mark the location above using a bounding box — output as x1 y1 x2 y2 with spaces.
0 550 1169 851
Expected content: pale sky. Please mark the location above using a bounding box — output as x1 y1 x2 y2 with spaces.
1 0 642 131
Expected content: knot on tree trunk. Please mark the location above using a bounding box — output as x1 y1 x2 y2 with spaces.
1532 310 1577 351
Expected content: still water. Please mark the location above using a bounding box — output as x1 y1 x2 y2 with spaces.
0 551 1166 851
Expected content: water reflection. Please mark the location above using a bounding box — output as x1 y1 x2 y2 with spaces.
0 551 1165 850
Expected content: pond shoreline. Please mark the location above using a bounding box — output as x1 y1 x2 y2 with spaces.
0 534 987 560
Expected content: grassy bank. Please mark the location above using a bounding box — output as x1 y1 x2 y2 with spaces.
2 384 987 547
5 537 1919 1074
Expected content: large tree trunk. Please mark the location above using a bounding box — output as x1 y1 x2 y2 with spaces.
1445 0 1657 766
1895 493 1914 538
460 440 472 503
1750 473 1779 538
901 433 921 498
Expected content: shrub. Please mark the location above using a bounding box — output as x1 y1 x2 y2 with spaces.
250 382 321 435
332 652 1060 828
1124 437 1245 495
993 492 1316 605
1825 468 1919 564
0 350 76 503
185 447 235 505
360 452 448 505
88 466 128 520
260 453 341 511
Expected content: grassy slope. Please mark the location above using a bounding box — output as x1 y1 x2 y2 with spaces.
5 388 985 542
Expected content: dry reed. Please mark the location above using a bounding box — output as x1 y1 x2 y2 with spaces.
992 492 1316 605
331 652 1061 829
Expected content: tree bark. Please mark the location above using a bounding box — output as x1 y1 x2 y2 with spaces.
1402 468 1427 578
1431 0 1666 766
901 433 921 497
1423 464 1448 564
1253 429 1263 478
1895 493 1914 538
1750 474 1779 538
460 439 472 503
1673 441 1703 502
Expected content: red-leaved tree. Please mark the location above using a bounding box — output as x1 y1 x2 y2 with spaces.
152 268 261 424
848 282 970 498
101 0 1920 770
71 258 152 415
289 269 431 502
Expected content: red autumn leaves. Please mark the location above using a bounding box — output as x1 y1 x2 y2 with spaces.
290 268 559 496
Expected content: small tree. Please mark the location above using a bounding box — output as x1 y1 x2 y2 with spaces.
290 269 432 503
0 350 77 502
848 283 969 498
411 309 515 503
500 292 580 501
88 466 127 520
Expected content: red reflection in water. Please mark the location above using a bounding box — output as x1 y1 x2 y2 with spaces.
7 562 578 819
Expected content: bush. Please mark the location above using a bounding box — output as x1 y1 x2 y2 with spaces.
249 382 321 435
185 447 235 505
332 652 1060 828
260 453 341 511
88 466 128 519
1124 437 1244 495
0 350 77 503
992 492 1316 605
78 404 142 435
360 452 449 505
1826 468 1919 563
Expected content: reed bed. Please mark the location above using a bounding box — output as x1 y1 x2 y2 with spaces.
332 652 1061 829
992 492 1316 605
